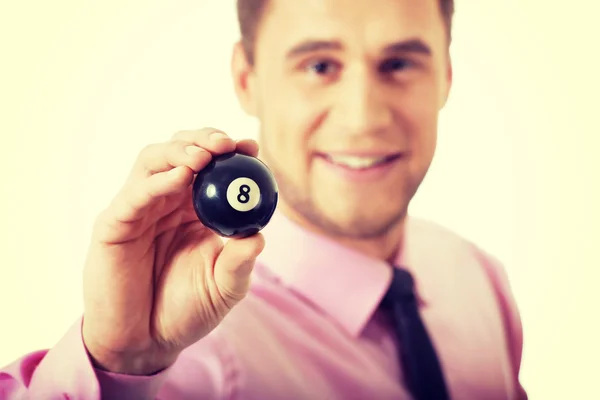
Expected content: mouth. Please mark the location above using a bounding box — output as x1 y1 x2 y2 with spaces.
317 153 403 170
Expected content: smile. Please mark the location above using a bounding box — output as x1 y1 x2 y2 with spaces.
320 153 402 170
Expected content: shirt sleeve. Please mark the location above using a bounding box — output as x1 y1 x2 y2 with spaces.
472 245 529 400
0 317 238 400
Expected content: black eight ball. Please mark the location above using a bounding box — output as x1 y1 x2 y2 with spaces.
192 152 279 238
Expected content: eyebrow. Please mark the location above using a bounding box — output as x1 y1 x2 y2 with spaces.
286 40 342 58
286 38 432 59
384 39 431 56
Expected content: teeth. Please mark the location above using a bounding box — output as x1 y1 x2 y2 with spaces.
326 155 389 169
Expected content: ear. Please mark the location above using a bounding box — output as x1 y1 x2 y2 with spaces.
231 41 259 117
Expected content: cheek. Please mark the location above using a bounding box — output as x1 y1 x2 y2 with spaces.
396 85 440 164
259 89 321 185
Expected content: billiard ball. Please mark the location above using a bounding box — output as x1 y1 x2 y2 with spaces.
192 151 279 238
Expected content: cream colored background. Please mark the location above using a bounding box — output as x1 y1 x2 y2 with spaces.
1 1 598 398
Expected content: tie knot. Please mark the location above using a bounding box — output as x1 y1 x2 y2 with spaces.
381 267 416 309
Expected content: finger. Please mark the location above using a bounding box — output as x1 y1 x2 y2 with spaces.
94 166 195 244
155 208 198 238
153 212 186 278
131 128 236 177
112 166 194 224
97 196 198 245
134 140 213 176
212 233 266 307
172 128 236 155
235 139 259 157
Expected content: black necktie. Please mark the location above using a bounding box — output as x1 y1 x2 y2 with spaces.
381 267 450 400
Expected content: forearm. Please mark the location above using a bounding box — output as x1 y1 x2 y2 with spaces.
0 317 232 400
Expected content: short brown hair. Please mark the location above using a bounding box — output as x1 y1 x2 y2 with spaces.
237 0 455 65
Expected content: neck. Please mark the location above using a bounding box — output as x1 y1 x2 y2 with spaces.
335 225 405 264
278 203 406 264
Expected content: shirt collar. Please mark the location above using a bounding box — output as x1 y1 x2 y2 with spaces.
256 210 410 337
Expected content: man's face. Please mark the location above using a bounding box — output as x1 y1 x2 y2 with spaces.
234 0 452 239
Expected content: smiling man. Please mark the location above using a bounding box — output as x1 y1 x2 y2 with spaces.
1 0 527 399
239 0 449 262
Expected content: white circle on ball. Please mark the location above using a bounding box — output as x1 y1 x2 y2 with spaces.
226 177 261 212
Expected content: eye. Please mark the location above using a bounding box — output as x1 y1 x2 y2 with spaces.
379 58 415 73
305 60 340 76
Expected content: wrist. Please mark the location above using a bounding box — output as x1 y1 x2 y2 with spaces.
86 344 179 376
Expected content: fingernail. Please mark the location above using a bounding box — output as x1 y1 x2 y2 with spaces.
185 146 203 155
210 131 229 141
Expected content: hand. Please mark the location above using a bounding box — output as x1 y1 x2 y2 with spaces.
81 128 265 375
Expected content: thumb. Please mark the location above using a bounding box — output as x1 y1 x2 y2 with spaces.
213 233 266 307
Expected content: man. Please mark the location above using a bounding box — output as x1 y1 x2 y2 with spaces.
0 0 527 399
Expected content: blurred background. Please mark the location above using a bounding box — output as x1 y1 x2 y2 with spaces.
0 1 598 398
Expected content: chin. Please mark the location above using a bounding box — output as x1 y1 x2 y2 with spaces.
316 203 407 240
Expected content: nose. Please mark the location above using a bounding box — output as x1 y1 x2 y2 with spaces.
333 66 393 136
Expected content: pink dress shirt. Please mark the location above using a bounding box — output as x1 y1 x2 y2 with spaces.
0 211 527 399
